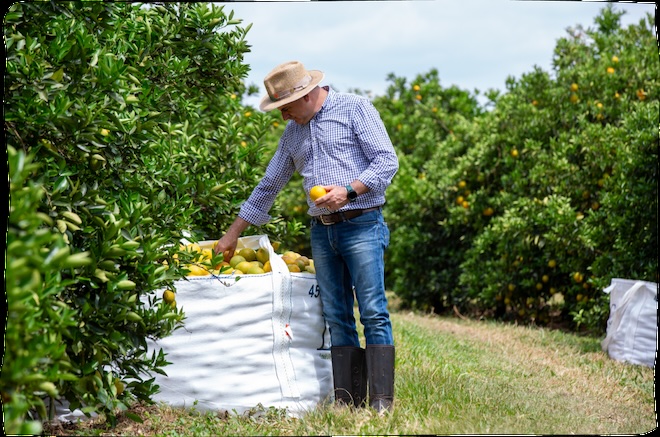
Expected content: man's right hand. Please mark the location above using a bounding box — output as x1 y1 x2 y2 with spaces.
213 217 251 261
213 237 237 262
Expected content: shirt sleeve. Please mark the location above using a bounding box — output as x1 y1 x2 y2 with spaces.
352 99 399 194
237 144 295 226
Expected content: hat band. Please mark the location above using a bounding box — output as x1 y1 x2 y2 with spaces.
269 74 313 102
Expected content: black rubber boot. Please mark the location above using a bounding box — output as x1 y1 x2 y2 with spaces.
330 346 367 407
366 345 395 414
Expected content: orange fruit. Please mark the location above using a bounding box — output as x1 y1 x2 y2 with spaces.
247 265 265 275
235 261 253 274
163 289 175 304
238 248 256 262
573 272 584 283
256 247 269 264
229 255 246 268
309 185 327 201
187 264 209 276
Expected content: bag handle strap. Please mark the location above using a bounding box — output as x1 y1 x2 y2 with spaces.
257 235 301 400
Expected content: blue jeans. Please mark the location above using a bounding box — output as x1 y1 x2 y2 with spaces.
310 209 393 347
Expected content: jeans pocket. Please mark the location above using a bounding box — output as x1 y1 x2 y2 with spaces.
346 210 381 225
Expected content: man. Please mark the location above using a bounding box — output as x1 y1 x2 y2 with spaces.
214 61 399 413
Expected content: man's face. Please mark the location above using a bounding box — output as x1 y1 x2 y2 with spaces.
278 95 312 125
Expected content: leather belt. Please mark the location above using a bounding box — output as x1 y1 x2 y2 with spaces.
313 206 381 226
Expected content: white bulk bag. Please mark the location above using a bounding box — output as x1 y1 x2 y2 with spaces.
146 235 333 416
601 278 658 367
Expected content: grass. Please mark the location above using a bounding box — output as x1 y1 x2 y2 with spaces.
45 310 656 436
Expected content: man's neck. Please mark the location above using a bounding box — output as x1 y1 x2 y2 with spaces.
311 86 329 113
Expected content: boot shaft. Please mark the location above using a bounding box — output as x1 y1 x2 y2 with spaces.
330 346 367 407
366 344 395 414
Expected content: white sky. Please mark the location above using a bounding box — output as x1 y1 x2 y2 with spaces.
221 0 655 108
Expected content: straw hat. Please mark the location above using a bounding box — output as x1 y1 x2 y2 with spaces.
259 61 324 112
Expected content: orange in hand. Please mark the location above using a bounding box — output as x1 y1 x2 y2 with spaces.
309 185 327 201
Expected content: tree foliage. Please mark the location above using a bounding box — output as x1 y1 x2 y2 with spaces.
377 7 657 331
4 1 283 432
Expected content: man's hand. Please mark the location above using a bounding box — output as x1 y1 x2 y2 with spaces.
314 181 369 211
213 237 237 262
313 185 349 211
213 217 251 261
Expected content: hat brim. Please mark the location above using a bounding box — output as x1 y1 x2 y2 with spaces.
259 70 325 112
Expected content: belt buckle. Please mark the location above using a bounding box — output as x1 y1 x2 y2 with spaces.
319 214 334 225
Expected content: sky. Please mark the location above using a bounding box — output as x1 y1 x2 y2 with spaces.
220 0 655 108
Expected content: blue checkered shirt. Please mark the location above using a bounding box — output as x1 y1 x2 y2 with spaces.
238 88 399 226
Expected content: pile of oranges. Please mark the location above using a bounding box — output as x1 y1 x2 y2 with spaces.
178 243 315 276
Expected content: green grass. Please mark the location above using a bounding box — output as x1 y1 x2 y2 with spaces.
46 311 656 436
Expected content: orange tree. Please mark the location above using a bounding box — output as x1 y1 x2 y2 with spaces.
4 2 278 432
371 69 483 312
377 6 657 332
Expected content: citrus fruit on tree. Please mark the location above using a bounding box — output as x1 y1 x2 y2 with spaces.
573 272 584 283
114 378 125 395
163 289 175 304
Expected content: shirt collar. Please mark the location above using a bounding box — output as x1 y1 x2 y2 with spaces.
315 86 333 117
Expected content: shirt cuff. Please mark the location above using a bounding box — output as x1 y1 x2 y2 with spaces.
238 204 271 227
